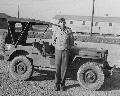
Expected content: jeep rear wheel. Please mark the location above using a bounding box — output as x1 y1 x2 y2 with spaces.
9 56 33 81
77 62 104 91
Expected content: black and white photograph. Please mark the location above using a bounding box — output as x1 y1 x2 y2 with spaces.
0 0 120 95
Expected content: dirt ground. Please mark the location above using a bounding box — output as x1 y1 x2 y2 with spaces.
1 60 120 96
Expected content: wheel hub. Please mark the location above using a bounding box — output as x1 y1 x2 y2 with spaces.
15 61 27 75
84 70 97 83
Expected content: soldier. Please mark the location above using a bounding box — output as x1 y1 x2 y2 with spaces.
52 18 74 91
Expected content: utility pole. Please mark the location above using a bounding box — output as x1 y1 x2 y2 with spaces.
17 0 20 19
18 4 19 19
90 0 95 36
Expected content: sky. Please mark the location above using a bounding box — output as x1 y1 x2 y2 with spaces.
0 0 120 21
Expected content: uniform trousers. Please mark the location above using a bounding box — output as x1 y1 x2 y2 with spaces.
55 49 68 86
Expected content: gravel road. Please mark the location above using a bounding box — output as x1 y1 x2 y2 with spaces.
1 60 120 96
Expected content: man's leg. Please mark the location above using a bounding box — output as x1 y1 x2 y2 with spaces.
55 49 62 89
61 50 68 87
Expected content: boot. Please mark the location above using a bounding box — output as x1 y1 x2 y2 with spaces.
55 84 60 91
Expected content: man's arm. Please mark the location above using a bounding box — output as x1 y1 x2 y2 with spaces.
67 28 74 48
51 25 57 46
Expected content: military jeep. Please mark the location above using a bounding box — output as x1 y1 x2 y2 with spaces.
3 18 114 91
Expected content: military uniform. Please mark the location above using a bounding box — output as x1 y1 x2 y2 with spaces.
52 25 74 90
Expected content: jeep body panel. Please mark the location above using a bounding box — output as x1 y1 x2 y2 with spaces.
5 43 56 68
5 44 33 60
71 45 108 61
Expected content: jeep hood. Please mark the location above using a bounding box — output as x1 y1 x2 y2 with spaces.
71 45 108 59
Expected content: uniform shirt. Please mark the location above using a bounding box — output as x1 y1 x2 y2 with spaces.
52 25 74 50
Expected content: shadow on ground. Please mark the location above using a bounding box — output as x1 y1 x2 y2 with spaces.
28 68 55 81
29 68 77 81
99 68 120 91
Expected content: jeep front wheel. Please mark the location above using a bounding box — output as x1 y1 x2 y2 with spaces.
77 62 104 91
9 56 33 81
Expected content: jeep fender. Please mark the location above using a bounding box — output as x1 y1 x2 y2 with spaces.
72 55 103 62
71 55 104 68
8 50 29 61
6 45 35 61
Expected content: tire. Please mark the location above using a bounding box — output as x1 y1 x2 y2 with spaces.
9 56 33 81
77 61 104 91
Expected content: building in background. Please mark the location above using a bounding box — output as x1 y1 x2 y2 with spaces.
53 15 120 36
